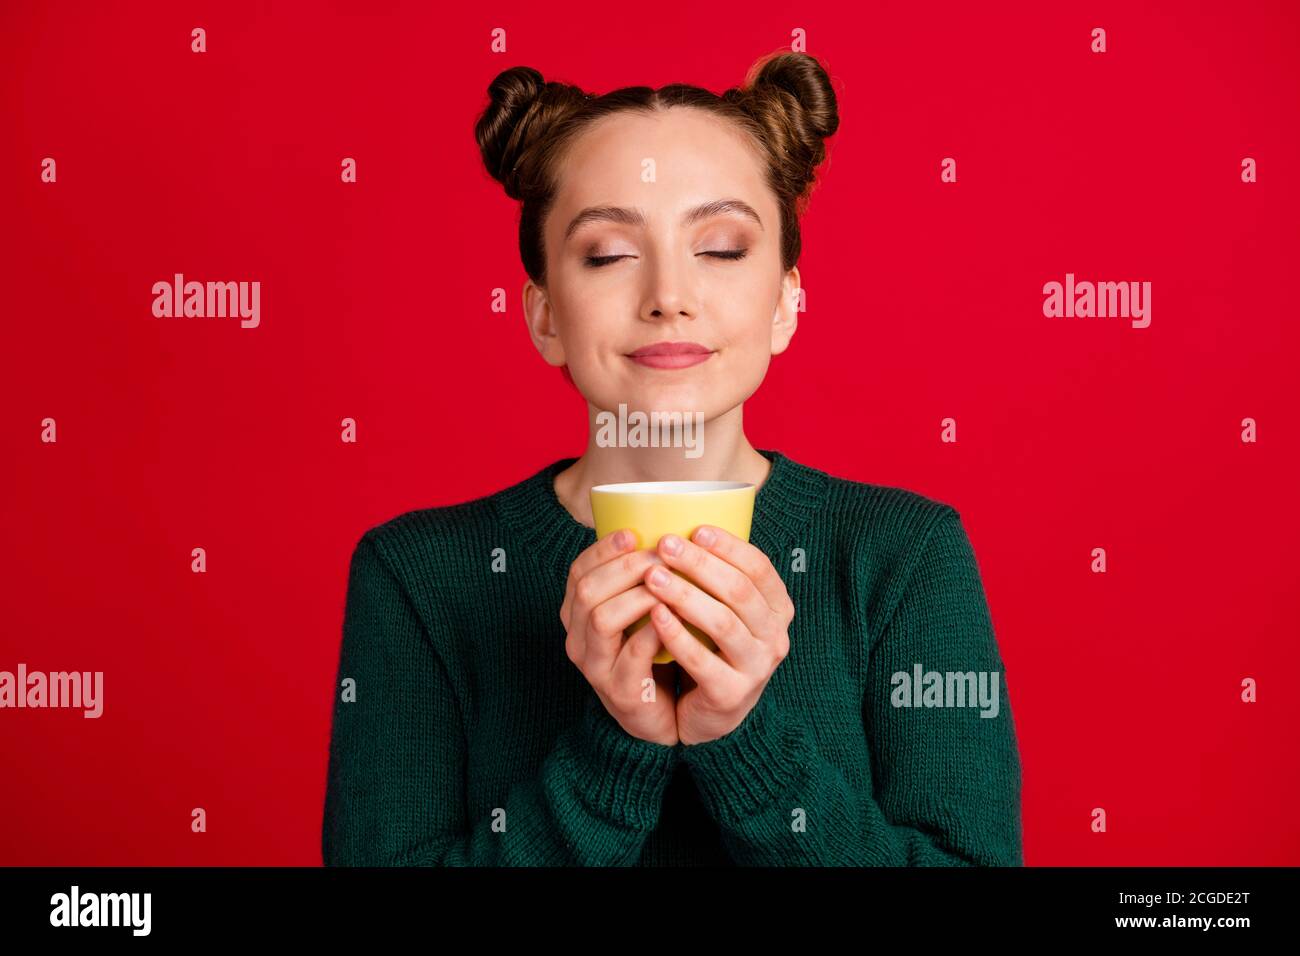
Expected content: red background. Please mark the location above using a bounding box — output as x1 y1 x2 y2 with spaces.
2 1 1296 865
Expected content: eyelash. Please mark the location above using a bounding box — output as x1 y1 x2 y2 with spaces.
584 249 749 268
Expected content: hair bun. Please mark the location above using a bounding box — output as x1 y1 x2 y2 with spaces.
476 66 592 201
475 66 547 199
749 51 839 140
742 52 839 200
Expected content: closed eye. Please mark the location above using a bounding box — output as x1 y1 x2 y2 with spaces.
583 249 749 268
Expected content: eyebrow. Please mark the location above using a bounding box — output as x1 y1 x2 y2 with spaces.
563 198 764 241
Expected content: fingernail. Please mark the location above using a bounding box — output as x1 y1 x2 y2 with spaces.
615 529 632 549
652 603 670 623
693 526 716 547
661 534 683 556
649 567 670 587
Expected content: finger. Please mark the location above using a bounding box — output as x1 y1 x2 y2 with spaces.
657 533 774 643
690 526 795 628
610 618 665 696
585 548 666 605
649 602 734 693
571 548 665 634
643 562 763 670
582 584 659 680
561 529 634 631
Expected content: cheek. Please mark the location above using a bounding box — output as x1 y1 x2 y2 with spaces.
714 328 773 372
549 292 605 353
727 291 781 345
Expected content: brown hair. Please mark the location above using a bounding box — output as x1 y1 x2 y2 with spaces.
474 50 839 288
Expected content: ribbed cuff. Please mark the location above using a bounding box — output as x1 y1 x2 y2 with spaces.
678 692 809 823
557 695 681 832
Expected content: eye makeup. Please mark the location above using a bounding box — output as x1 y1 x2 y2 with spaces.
583 248 750 268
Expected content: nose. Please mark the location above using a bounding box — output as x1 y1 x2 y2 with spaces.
640 245 698 322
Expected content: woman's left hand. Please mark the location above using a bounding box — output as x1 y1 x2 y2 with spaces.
642 526 794 746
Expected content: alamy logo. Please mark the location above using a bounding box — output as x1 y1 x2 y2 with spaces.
50 885 151 936
1043 272 1151 328
595 402 704 459
890 664 1001 718
0 664 103 718
152 273 261 328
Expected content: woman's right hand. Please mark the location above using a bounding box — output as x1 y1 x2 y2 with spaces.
561 529 679 746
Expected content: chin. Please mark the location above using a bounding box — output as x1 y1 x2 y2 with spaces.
616 386 711 415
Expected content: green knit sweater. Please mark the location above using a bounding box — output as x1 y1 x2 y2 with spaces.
322 449 1023 866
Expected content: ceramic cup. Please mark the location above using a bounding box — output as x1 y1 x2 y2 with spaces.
590 479 757 664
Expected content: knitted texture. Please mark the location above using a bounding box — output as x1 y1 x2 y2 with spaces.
321 449 1023 866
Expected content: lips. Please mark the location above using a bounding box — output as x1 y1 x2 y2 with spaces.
629 341 712 357
626 341 714 370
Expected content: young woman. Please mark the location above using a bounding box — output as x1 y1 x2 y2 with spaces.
322 51 1023 866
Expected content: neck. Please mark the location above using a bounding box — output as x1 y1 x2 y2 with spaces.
553 403 772 528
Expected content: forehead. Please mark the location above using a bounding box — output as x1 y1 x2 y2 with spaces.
550 107 772 226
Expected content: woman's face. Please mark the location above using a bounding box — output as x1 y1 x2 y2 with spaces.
524 106 799 423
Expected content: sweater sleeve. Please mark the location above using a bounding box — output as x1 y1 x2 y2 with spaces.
677 509 1024 866
322 533 680 866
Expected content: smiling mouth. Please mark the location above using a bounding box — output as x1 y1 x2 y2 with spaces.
626 351 714 369
626 341 715 369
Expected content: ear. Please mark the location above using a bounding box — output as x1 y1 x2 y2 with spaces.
522 277 567 367
770 266 800 356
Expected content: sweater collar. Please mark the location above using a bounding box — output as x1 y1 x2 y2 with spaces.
494 448 831 575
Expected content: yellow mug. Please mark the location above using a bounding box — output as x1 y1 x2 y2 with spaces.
590 479 757 664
